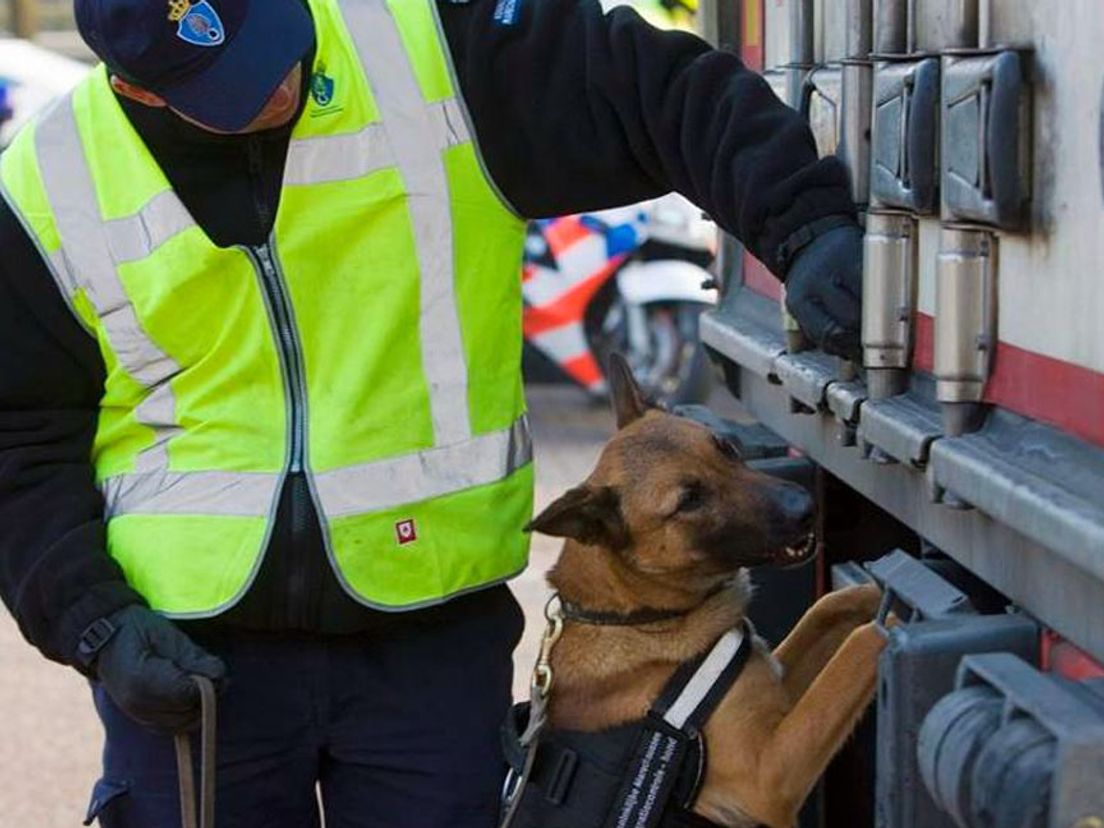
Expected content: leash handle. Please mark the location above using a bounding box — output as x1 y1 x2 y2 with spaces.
174 675 218 828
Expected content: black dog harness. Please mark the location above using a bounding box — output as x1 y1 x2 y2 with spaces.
501 622 753 828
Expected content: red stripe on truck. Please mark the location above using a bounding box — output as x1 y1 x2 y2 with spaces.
742 251 782 301
914 312 1104 447
914 312 935 373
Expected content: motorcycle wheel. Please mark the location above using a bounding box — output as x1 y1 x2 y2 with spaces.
593 299 713 407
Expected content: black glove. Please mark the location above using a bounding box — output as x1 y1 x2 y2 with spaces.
92 605 227 732
782 221 864 361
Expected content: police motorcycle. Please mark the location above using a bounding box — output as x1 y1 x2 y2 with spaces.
521 0 712 406
521 194 718 406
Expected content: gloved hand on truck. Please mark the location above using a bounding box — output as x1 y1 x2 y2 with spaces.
781 218 865 362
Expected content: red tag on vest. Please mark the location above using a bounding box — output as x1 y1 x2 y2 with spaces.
395 519 417 545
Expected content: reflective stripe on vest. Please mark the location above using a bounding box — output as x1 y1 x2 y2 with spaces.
342 0 472 446
3 0 532 615
103 416 532 520
34 97 184 475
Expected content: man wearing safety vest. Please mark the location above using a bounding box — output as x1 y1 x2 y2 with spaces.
0 0 863 825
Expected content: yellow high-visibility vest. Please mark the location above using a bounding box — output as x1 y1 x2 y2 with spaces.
0 0 533 617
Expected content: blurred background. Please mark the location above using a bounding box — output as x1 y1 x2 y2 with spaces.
1 0 84 53
6 1 1104 827
0 0 88 150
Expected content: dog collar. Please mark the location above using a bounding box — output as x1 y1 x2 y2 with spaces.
559 600 693 626
557 584 728 627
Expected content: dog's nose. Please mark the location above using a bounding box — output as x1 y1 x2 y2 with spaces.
774 483 815 532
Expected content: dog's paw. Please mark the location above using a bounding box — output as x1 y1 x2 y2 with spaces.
855 582 885 617
830 582 884 621
852 620 891 652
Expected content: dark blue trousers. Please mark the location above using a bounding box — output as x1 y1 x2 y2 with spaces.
85 589 524 827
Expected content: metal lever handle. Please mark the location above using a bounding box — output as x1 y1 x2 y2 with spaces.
175 675 217 828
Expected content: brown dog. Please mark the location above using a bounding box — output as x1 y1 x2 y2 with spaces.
527 356 885 828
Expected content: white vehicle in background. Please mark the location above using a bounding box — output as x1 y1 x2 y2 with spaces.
521 0 715 407
521 193 719 406
0 37 86 147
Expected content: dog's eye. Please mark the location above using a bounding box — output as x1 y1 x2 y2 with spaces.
677 481 707 512
714 435 741 461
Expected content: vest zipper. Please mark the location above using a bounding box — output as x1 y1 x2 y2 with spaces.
246 240 318 627
247 241 307 473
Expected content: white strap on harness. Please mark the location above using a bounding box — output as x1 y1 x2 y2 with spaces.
662 627 746 730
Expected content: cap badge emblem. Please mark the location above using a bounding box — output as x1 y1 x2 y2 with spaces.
171 0 226 47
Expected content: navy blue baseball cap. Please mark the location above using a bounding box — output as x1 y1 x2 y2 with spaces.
76 0 315 132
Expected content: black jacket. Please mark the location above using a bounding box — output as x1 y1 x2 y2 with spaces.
0 0 854 668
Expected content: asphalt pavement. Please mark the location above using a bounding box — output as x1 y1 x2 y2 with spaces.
0 380 735 825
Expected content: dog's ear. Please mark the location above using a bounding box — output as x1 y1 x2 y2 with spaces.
526 484 629 550
607 353 648 429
